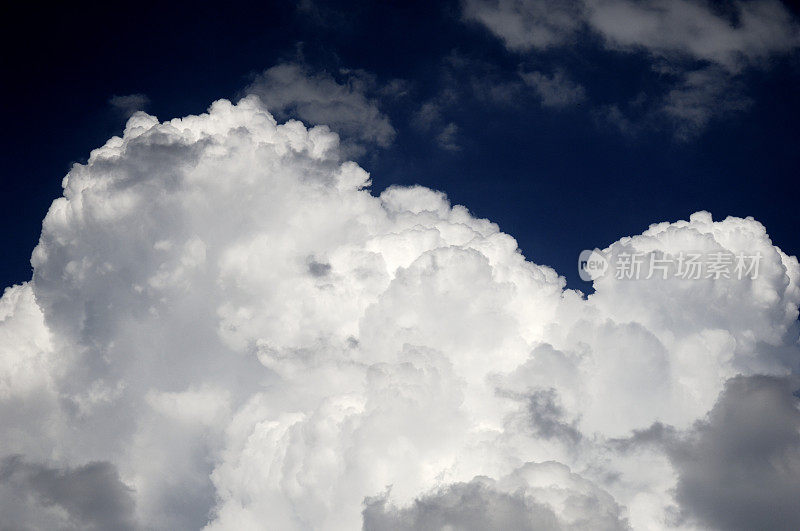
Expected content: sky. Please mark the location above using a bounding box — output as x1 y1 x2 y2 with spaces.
1 1 800 530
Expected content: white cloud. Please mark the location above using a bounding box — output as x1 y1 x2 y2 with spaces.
0 99 798 529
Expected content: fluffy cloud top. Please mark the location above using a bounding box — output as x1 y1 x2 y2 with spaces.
1 97 798 529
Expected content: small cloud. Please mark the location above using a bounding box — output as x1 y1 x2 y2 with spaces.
594 103 640 136
436 122 461 151
378 79 413 100
411 101 442 131
593 93 649 136
520 70 586 108
661 66 751 140
109 93 150 118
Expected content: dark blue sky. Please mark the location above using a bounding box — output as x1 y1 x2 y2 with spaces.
2 0 798 290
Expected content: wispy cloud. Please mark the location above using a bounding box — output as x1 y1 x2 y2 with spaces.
246 63 397 152
109 93 150 118
462 0 800 138
462 0 583 50
520 69 587 107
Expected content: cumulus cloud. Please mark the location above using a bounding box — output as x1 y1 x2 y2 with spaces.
463 0 800 137
245 63 396 152
0 98 798 529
